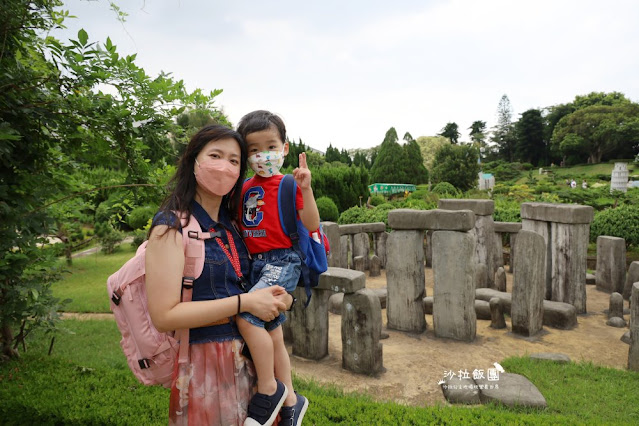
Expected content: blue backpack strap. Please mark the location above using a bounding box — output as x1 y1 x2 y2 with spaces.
278 174 313 306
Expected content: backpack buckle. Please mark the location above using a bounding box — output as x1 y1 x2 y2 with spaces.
182 277 194 289
111 289 123 306
187 230 198 239
138 358 151 369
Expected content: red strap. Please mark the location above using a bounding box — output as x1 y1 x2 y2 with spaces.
215 229 243 279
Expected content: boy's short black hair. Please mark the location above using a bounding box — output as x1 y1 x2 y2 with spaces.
237 110 286 143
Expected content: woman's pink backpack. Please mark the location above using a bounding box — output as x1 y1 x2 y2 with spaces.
107 214 214 388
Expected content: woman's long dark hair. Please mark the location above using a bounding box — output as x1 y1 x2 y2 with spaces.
154 124 247 231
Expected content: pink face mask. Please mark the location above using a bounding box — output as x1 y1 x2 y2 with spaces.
194 158 240 197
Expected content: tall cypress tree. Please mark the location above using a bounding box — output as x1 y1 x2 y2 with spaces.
370 127 407 183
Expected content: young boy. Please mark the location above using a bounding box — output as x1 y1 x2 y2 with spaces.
237 110 319 426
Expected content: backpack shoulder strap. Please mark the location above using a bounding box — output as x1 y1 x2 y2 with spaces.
278 174 299 243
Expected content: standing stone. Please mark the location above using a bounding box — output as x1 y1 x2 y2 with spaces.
521 203 593 314
489 297 506 329
551 222 589 313
322 221 341 268
512 230 546 337
596 236 626 294
494 233 504 269
353 232 370 270
353 256 366 272
509 232 518 274
433 231 476 341
386 229 426 332
623 261 639 300
474 263 489 289
369 255 381 277
288 286 331 360
438 200 497 288
495 266 507 292
342 289 383 375
377 231 389 269
340 235 350 269
629 283 639 371
521 219 552 299
424 230 433 268
609 292 624 320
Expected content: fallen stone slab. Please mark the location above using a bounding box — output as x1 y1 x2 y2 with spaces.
586 273 596 285
440 376 481 405
529 353 571 363
423 297 491 320
475 288 577 330
476 373 547 409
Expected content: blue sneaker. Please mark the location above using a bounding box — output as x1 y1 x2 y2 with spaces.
278 392 309 426
244 379 289 426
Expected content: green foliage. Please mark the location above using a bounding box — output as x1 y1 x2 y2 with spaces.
312 164 370 213
3 321 639 425
493 198 521 223
590 204 639 248
415 135 450 171
370 128 406 184
368 195 386 206
431 144 480 191
431 182 459 197
127 205 156 230
316 196 339 222
481 160 524 182
438 122 460 144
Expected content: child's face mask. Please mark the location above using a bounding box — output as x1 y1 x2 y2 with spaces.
248 148 285 177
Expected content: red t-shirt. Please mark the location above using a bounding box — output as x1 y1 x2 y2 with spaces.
239 174 304 254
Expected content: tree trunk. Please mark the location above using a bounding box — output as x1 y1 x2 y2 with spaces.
1 323 19 361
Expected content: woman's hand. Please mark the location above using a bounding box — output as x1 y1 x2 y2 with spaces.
275 292 294 312
244 286 287 322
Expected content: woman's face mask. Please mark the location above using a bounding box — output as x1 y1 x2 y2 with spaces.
248 148 285 177
194 158 240 197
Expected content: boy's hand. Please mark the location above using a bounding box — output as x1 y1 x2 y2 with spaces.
293 152 312 190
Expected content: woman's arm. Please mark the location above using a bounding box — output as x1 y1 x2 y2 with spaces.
145 225 286 332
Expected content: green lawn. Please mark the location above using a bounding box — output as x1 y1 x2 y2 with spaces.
3 319 639 425
53 244 137 313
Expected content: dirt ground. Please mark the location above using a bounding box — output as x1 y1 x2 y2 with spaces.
288 268 631 407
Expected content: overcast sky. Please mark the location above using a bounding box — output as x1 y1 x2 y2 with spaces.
55 0 639 152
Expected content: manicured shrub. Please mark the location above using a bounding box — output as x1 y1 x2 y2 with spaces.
316 196 339 222
432 182 458 196
127 205 156 230
590 204 639 248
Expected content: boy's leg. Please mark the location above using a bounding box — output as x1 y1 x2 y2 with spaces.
237 316 277 396
269 325 296 406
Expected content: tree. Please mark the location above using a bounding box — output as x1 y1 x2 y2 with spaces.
491 95 517 161
515 109 546 166
370 127 408 183
415 136 450 171
431 144 480 191
325 143 341 163
402 138 429 184
551 103 639 164
438 122 460 144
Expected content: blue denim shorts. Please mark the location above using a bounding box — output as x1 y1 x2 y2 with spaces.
239 248 302 330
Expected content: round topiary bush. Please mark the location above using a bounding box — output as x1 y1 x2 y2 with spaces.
127 205 156 230
369 195 386 206
590 204 639 248
316 196 339 222
432 182 459 196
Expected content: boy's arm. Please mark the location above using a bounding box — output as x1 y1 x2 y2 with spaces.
293 152 320 231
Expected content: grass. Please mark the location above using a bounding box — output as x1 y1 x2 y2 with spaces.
3 319 639 425
53 244 136 313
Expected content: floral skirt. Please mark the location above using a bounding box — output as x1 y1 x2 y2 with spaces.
169 339 256 426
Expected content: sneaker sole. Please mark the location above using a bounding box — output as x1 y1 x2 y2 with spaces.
244 385 289 426
294 397 309 426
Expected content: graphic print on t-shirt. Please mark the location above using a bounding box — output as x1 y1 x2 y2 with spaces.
242 186 265 228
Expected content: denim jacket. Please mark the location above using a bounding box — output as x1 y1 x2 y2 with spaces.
151 201 250 343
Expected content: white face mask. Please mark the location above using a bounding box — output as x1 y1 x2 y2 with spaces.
248 148 285 177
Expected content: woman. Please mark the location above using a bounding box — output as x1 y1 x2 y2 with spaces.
145 124 290 425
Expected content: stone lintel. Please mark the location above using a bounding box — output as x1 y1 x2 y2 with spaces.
317 267 365 293
494 222 523 233
388 209 475 231
438 199 495 216
339 222 386 235
520 202 594 224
